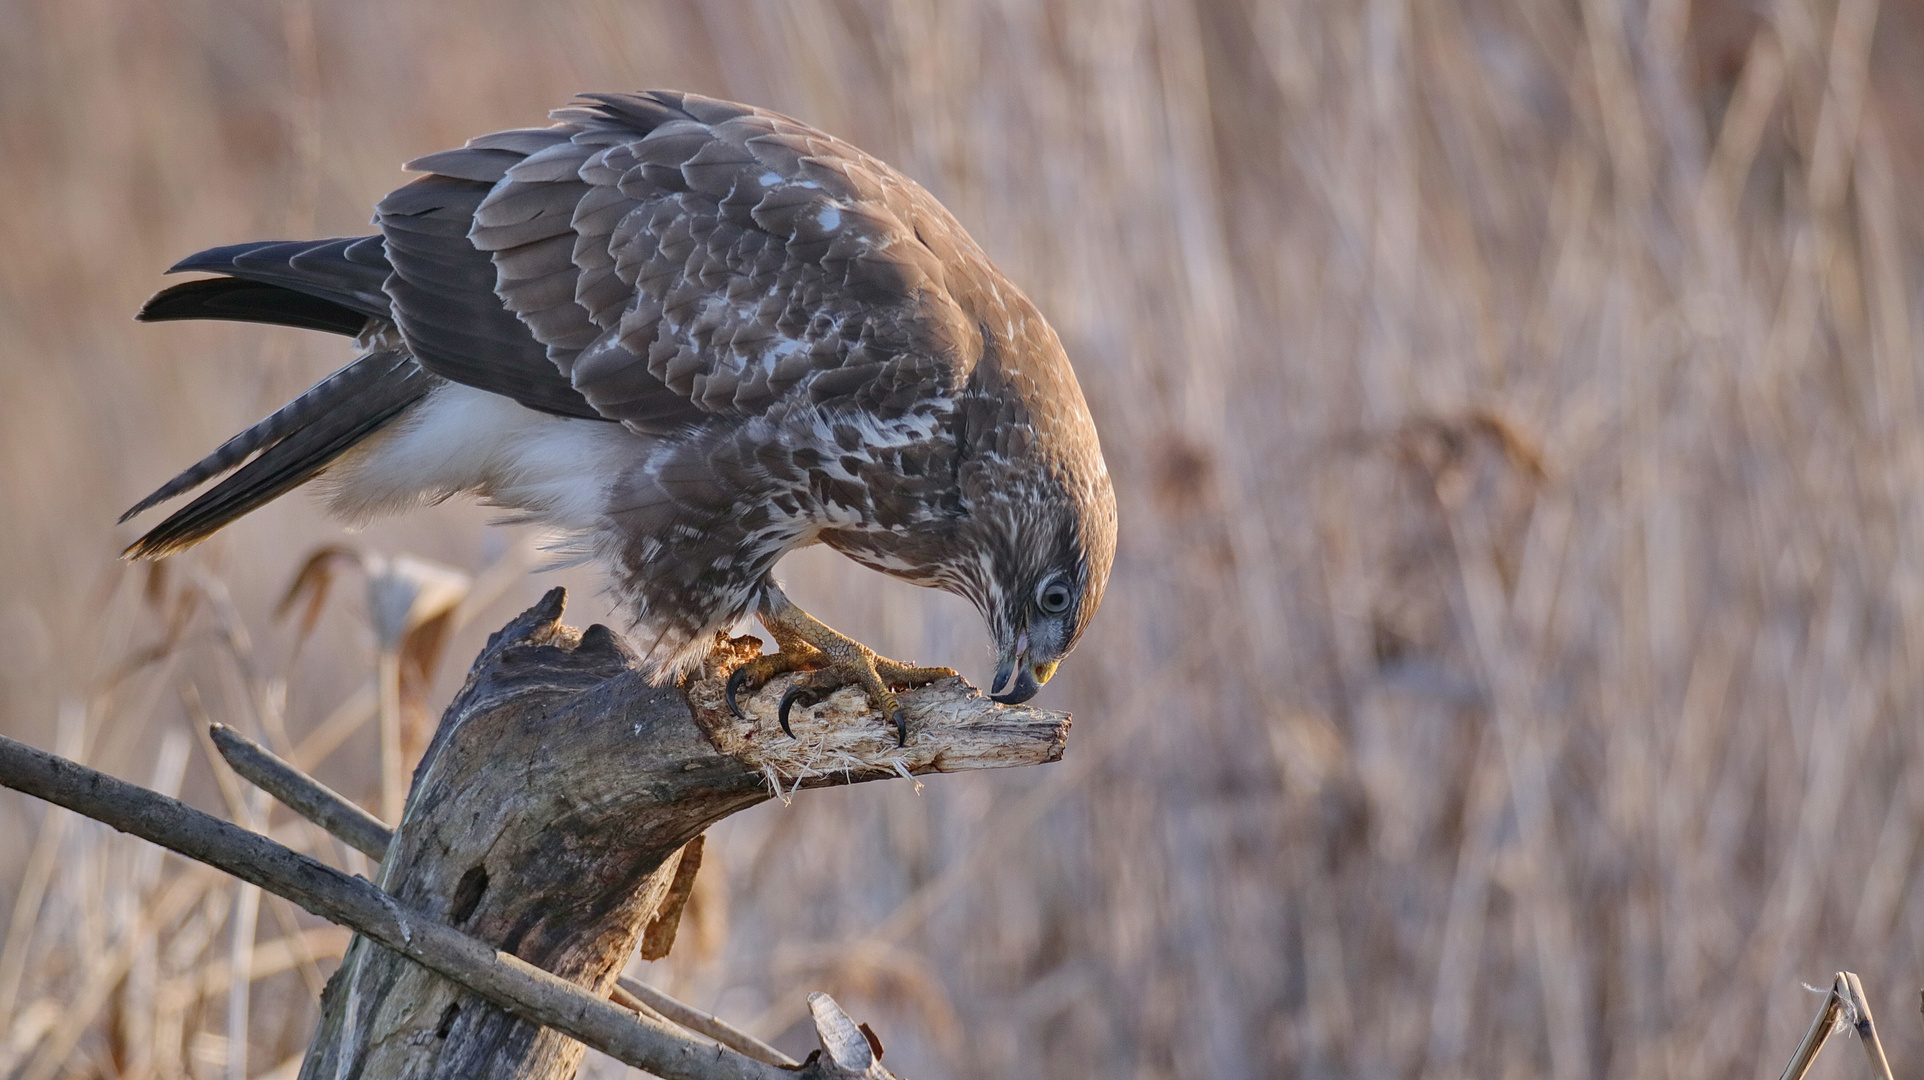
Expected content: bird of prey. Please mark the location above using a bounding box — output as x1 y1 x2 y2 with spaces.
123 91 1115 742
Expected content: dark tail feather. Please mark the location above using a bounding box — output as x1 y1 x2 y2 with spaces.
125 235 416 555
136 235 394 338
121 350 437 559
138 278 373 337
119 351 410 522
160 237 394 318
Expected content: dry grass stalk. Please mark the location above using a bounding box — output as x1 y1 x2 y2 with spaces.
1774 971 1894 1080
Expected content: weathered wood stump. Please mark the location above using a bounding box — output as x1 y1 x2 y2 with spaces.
302 588 1069 1078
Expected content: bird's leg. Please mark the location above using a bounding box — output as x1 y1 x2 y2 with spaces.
723 617 826 716
725 583 956 745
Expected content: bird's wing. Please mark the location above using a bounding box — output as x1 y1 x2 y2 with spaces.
376 128 611 420
385 91 982 435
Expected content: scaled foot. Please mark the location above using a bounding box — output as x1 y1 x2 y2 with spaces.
725 585 955 745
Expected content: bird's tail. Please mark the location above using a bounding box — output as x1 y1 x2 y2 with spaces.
137 237 394 334
122 237 438 559
120 350 437 559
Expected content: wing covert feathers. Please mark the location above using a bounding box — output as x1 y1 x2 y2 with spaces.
376 172 605 419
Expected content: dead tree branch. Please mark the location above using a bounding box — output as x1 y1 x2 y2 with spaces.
0 730 789 1079
207 721 799 1068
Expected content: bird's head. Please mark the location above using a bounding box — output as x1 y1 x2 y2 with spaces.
966 464 1116 706
943 286 1117 704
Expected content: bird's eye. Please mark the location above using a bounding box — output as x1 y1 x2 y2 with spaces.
1036 578 1073 615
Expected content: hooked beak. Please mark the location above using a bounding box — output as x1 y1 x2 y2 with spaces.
990 649 1060 705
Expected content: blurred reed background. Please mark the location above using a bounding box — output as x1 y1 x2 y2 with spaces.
3 0 1924 1077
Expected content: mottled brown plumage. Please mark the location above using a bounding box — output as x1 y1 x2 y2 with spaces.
124 91 1116 712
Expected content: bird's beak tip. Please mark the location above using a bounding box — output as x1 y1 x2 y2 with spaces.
989 658 1055 705
990 655 1017 698
990 671 1038 704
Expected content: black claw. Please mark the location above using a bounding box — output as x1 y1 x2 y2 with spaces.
725 668 752 719
778 685 820 738
891 708 909 747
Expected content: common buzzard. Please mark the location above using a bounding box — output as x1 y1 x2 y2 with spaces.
122 91 1116 743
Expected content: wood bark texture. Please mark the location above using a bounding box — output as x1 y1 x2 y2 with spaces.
302 587 1068 1079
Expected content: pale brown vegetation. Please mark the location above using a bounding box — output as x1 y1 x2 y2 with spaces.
4 0 1924 1077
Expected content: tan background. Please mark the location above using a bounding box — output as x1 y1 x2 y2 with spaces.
5 0 1924 1077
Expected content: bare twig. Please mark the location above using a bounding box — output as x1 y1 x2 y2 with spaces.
616 978 799 1068
208 724 392 859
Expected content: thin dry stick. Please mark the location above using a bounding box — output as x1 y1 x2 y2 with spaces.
1840 972 1895 1080
209 724 391 859
1776 977 1845 1080
376 647 406 826
1776 972 1895 1080
0 711 84 1029
617 978 798 1068
0 733 790 1080
204 722 802 1071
